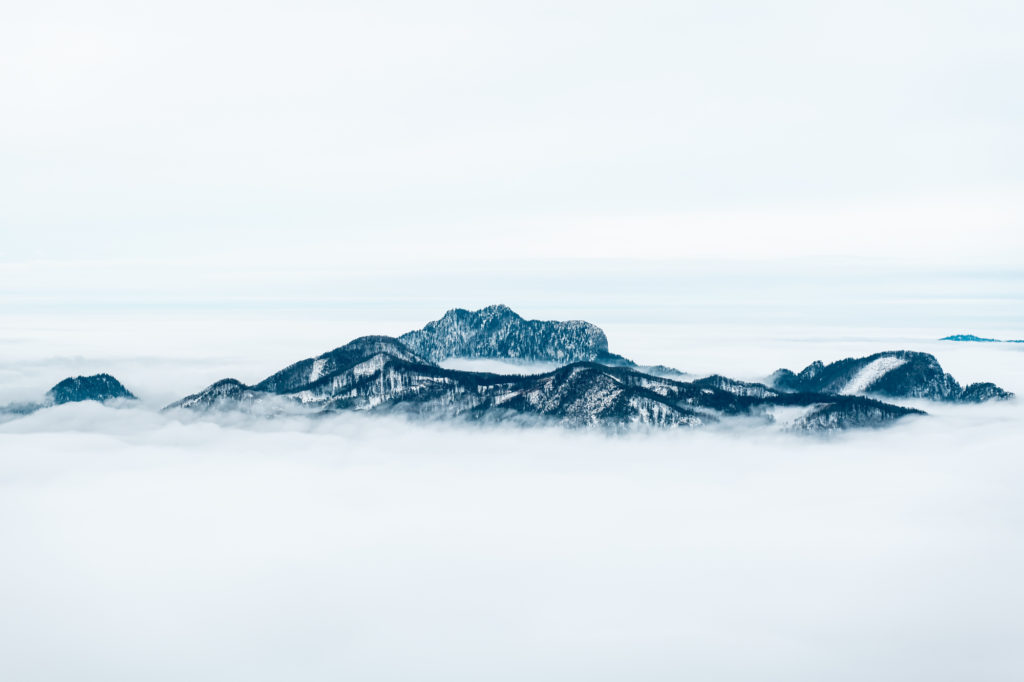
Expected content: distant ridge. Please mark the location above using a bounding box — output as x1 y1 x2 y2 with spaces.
0 373 136 419
2 308 1015 433
166 335 924 432
941 334 1024 343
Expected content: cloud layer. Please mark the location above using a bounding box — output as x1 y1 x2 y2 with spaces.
1 307 1022 680
1 378 1023 680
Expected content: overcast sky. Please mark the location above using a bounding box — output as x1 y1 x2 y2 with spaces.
2 0 1022 300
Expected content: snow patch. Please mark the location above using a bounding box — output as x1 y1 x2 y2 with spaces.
352 354 389 379
841 356 908 395
309 358 327 383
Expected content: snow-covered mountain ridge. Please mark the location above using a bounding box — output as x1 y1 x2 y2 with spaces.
2 307 1013 432
770 350 1012 403
399 304 636 366
168 335 924 432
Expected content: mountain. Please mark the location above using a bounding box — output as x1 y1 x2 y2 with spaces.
398 305 637 366
0 373 136 419
47 374 137 404
254 336 429 393
169 378 270 411
690 374 780 398
168 336 923 432
770 351 1012 403
941 334 1000 343
941 334 1024 343
788 398 922 432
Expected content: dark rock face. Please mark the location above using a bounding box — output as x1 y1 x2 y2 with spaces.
770 351 1012 403
167 336 923 431
46 374 137 404
398 304 629 366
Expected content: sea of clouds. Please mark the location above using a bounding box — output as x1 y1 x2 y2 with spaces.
1 309 1023 680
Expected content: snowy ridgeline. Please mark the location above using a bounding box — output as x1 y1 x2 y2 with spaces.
163 336 925 432
2 306 1014 432
770 349 1011 403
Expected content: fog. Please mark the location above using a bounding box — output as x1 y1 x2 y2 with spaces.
2 402 1023 681
5 0 1022 675
2 311 1023 680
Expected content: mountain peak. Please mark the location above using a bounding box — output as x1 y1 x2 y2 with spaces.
46 374 136 405
398 305 621 365
771 350 1011 402
477 303 516 315
253 335 427 394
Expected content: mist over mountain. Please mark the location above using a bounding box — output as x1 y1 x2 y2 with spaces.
1 373 136 419
168 330 923 432
1 307 1013 433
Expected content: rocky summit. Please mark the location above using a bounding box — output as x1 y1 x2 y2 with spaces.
398 304 635 366
3 307 1013 433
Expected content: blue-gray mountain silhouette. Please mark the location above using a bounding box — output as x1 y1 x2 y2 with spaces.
770 351 1012 403
1 373 136 419
398 304 636 366
47 374 137 404
941 334 1023 343
168 335 922 431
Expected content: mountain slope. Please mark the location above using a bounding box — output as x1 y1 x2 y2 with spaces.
770 351 1012 403
168 337 923 431
254 336 429 394
1 373 137 420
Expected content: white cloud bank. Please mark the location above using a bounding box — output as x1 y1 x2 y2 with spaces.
1 385 1022 681
0 291 1021 682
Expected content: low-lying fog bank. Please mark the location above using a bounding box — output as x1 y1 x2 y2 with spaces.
2 309 1022 679
1 404 1023 681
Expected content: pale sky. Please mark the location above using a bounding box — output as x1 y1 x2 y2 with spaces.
2 1 1023 292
